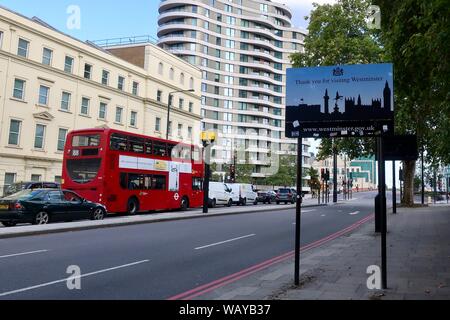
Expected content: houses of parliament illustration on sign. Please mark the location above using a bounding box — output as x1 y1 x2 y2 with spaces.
286 64 394 138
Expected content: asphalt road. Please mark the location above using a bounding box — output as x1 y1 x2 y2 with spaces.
0 192 378 300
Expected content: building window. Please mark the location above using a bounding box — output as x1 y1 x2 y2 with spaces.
180 73 185 86
61 91 71 111
31 175 42 182
64 56 74 73
13 79 25 100
130 111 137 127
84 64 92 79
4 173 16 193
157 90 162 102
190 77 194 89
155 117 161 132
57 128 68 151
189 102 193 113
168 121 172 136
34 124 46 149
0 31 4 49
158 62 164 75
169 68 174 80
118 76 125 91
81 97 90 116
17 38 29 58
99 102 107 120
115 107 123 123
102 70 110 85
8 120 21 146
178 124 183 137
42 48 53 66
132 82 139 96
188 127 193 139
38 85 50 106
179 98 184 110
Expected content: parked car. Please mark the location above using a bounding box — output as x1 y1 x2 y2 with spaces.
208 182 233 208
257 190 277 204
3 181 60 197
0 189 106 227
276 188 296 205
228 184 258 206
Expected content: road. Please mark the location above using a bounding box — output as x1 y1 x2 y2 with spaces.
0 192 377 300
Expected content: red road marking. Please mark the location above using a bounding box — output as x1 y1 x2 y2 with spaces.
168 214 374 300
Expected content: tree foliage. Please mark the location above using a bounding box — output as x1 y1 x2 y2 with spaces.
266 155 298 187
290 0 386 161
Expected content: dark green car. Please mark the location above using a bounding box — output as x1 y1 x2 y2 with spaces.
0 189 106 227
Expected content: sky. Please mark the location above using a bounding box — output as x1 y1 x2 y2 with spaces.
0 0 336 41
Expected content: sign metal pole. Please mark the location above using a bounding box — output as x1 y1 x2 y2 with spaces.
294 137 303 286
378 137 388 289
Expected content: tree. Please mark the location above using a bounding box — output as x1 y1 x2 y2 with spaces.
373 0 450 205
235 164 255 184
266 155 298 187
290 0 386 164
306 167 321 196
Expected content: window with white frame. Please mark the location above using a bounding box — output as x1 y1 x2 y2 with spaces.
38 85 49 106
80 97 90 115
84 64 92 80
34 124 46 149
57 128 68 151
17 38 29 58
115 107 123 123
99 102 107 120
61 91 71 111
64 56 74 73
118 76 125 91
102 70 110 86
42 48 53 66
13 79 25 100
130 111 137 127
8 119 21 146
155 117 161 132
132 82 139 96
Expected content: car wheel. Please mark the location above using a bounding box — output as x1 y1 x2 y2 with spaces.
210 199 217 208
241 198 247 206
1 222 17 227
276 201 280 205
92 208 106 221
253 200 258 205
181 197 190 211
33 211 50 225
268 200 272 205
127 198 139 215
227 199 233 207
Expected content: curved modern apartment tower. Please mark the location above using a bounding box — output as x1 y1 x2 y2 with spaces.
158 0 310 181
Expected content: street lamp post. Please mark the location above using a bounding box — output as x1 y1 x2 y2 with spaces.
166 89 195 140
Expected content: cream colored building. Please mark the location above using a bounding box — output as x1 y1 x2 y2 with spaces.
0 6 202 195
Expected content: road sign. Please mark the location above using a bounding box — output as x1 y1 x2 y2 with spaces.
376 135 419 161
286 64 394 138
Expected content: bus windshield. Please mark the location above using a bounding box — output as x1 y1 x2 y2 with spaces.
66 158 102 184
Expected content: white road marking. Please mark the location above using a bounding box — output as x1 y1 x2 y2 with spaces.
349 211 360 215
0 260 150 297
0 250 49 260
195 234 256 250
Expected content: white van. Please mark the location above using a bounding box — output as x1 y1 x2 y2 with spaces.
227 183 258 206
209 182 233 208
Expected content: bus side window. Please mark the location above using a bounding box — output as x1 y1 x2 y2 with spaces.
153 142 167 157
129 138 145 153
120 173 127 189
145 140 153 154
167 144 176 158
152 175 166 190
111 134 127 151
192 147 200 162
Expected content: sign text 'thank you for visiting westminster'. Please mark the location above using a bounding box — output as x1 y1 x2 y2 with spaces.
285 64 394 138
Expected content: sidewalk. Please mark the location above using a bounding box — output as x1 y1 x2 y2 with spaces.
195 205 450 300
0 196 324 239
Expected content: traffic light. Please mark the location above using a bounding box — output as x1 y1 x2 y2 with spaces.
230 165 236 183
325 169 330 181
321 169 325 180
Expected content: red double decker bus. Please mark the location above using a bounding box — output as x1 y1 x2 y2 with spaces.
62 128 204 214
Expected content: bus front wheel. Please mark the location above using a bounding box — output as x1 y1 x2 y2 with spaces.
127 198 139 215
